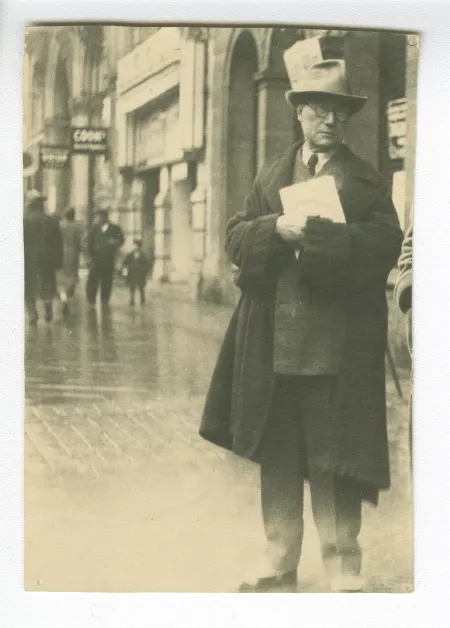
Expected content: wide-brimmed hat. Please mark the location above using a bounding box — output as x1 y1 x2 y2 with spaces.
286 59 367 114
25 189 46 206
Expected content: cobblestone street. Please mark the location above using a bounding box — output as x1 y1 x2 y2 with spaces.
25 284 413 593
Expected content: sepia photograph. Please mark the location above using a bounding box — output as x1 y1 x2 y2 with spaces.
23 23 417 593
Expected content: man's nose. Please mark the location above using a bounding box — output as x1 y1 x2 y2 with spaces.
324 110 336 124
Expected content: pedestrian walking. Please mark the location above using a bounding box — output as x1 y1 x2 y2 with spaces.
394 223 413 354
394 222 413 464
200 59 403 593
121 237 153 307
86 209 124 306
57 207 84 317
23 189 63 324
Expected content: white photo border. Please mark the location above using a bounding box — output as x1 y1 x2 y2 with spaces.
1 0 449 626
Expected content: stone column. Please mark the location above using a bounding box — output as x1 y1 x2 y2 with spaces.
153 166 172 282
70 99 90 226
42 119 70 215
198 30 240 305
255 71 294 170
190 161 208 299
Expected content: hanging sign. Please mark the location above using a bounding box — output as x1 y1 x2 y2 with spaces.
387 98 407 160
71 127 108 154
40 146 70 168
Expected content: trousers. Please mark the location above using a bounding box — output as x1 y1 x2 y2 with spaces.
86 264 114 304
259 376 362 578
128 281 146 304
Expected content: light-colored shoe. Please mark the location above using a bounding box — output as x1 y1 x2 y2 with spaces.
331 573 364 593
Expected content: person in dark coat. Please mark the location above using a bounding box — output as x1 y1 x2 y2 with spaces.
121 237 153 306
394 222 413 353
199 60 403 592
86 209 124 306
394 222 413 463
23 189 63 324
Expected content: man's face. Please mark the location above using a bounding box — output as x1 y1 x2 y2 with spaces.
298 97 350 151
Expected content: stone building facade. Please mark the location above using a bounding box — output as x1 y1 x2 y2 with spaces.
24 25 417 365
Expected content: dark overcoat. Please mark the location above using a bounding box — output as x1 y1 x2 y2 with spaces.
200 141 403 498
24 208 63 301
87 222 125 268
122 251 153 287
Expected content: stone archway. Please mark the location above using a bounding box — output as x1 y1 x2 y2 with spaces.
225 30 259 224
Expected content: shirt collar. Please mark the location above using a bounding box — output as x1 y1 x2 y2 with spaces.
302 143 337 172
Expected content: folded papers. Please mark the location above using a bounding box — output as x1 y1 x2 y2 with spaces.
279 175 346 223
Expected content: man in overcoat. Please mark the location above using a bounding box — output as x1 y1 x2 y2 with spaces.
23 189 63 324
200 60 403 592
86 209 124 306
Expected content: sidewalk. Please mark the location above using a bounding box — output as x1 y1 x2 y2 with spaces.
25 283 412 593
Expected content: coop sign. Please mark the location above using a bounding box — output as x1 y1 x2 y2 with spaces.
71 127 108 154
387 98 407 160
40 146 70 169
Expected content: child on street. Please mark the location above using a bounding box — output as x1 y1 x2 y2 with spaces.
122 237 153 306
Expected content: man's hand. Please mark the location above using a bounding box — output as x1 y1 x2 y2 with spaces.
275 214 308 244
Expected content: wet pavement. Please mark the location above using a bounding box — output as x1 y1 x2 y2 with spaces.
25 283 413 593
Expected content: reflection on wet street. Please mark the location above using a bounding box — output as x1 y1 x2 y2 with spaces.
25 287 413 593
26 294 225 405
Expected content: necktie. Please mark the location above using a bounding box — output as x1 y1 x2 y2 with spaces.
307 153 318 176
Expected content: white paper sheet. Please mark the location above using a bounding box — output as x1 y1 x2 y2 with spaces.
279 175 346 224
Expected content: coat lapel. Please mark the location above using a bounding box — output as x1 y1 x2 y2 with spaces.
260 141 381 224
260 141 302 215
315 144 381 223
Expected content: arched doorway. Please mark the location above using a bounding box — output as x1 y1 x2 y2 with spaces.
226 31 258 223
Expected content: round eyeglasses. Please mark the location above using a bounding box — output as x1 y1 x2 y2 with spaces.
306 103 350 122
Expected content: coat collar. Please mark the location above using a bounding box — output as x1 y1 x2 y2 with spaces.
260 141 382 221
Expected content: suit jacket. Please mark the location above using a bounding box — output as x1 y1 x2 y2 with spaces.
88 221 124 267
200 141 403 500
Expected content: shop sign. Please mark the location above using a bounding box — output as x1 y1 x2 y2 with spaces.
387 98 407 160
40 146 70 168
71 127 108 154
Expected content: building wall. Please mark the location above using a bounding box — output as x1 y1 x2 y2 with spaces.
25 26 112 225
23 25 415 368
